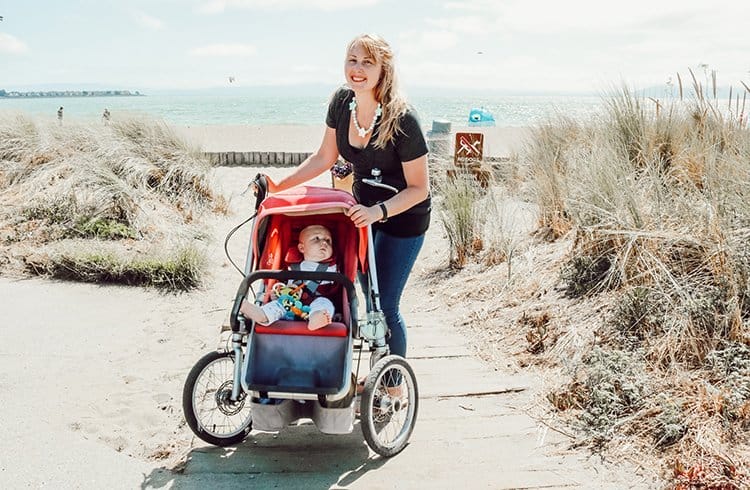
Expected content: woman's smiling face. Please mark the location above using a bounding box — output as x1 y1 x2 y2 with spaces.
345 43 382 93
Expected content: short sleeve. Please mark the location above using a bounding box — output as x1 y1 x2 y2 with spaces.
326 87 350 129
395 109 428 163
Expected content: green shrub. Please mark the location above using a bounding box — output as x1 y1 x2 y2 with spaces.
435 168 486 268
653 395 687 448
578 348 648 441
74 217 137 240
31 245 206 290
561 254 616 297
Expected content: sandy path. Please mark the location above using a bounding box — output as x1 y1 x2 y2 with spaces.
0 167 330 488
0 166 645 489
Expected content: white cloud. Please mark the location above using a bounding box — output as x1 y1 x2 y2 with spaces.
291 64 322 74
401 56 542 91
0 33 29 54
189 43 257 57
134 12 165 30
391 0 750 93
425 15 496 35
441 0 750 35
197 0 378 13
399 29 459 56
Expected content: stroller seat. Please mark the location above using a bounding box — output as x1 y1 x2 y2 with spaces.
243 211 357 396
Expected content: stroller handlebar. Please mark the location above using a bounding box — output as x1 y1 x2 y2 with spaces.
361 178 398 194
252 173 268 211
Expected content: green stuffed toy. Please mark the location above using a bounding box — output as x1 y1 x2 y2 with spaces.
271 282 311 320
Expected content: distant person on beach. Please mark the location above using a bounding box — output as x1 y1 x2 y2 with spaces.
259 34 430 362
239 224 338 331
57 106 63 125
102 108 111 124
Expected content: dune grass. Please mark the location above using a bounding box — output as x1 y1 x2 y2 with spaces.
522 79 750 487
431 154 526 272
25 242 207 290
433 163 486 268
0 113 221 289
430 75 750 487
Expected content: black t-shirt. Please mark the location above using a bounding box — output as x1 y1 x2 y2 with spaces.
326 87 430 237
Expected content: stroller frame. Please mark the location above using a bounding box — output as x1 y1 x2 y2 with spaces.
182 176 418 457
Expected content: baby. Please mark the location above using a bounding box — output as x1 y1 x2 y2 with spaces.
241 224 337 330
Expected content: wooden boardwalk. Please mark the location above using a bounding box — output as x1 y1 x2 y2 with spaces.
172 313 645 489
205 151 312 167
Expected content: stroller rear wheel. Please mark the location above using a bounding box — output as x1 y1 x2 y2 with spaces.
182 351 252 446
360 355 418 457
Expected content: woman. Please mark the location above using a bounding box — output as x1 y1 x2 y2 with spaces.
264 33 430 359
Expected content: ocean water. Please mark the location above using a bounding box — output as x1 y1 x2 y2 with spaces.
0 92 606 128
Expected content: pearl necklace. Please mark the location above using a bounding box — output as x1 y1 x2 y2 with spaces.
349 98 382 138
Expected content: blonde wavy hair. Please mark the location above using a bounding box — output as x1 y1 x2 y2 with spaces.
346 34 408 150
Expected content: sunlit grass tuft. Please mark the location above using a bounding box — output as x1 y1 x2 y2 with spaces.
0 113 221 290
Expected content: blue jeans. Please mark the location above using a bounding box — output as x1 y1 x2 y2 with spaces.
362 229 425 358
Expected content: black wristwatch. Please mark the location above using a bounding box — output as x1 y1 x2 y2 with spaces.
379 202 388 222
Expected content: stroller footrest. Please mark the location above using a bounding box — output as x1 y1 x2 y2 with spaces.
255 320 347 337
245 327 351 393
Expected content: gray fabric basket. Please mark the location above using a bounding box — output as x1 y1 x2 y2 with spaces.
250 399 302 432
250 398 354 434
312 400 355 434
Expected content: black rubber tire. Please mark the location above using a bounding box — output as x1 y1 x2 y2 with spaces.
182 350 252 447
369 349 386 369
361 355 418 457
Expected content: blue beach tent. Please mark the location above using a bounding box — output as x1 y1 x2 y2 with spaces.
468 107 495 127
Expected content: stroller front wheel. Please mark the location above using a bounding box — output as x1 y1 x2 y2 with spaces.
361 355 418 457
182 350 252 447
369 349 386 369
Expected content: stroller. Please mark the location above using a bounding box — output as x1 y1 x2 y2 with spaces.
182 175 418 457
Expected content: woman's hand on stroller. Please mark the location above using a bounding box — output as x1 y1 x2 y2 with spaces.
346 204 383 228
250 173 279 196
264 175 280 194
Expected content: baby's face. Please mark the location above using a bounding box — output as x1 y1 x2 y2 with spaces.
298 227 333 262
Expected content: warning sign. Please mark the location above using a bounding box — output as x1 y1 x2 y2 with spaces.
454 132 484 166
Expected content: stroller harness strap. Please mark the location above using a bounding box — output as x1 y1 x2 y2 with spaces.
289 261 330 295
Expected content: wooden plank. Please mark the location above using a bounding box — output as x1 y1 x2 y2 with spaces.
182 429 587 489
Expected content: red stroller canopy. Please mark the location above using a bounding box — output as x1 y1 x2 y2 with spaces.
252 186 369 279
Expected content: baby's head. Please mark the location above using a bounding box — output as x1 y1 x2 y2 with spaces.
298 225 333 262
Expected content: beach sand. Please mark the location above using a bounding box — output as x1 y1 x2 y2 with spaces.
174 124 531 157
0 166 333 488
0 128 644 488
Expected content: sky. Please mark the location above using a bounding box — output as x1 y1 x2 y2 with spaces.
1 0 749 95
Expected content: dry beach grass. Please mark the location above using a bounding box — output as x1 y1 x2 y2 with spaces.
436 79 750 489
0 114 225 289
